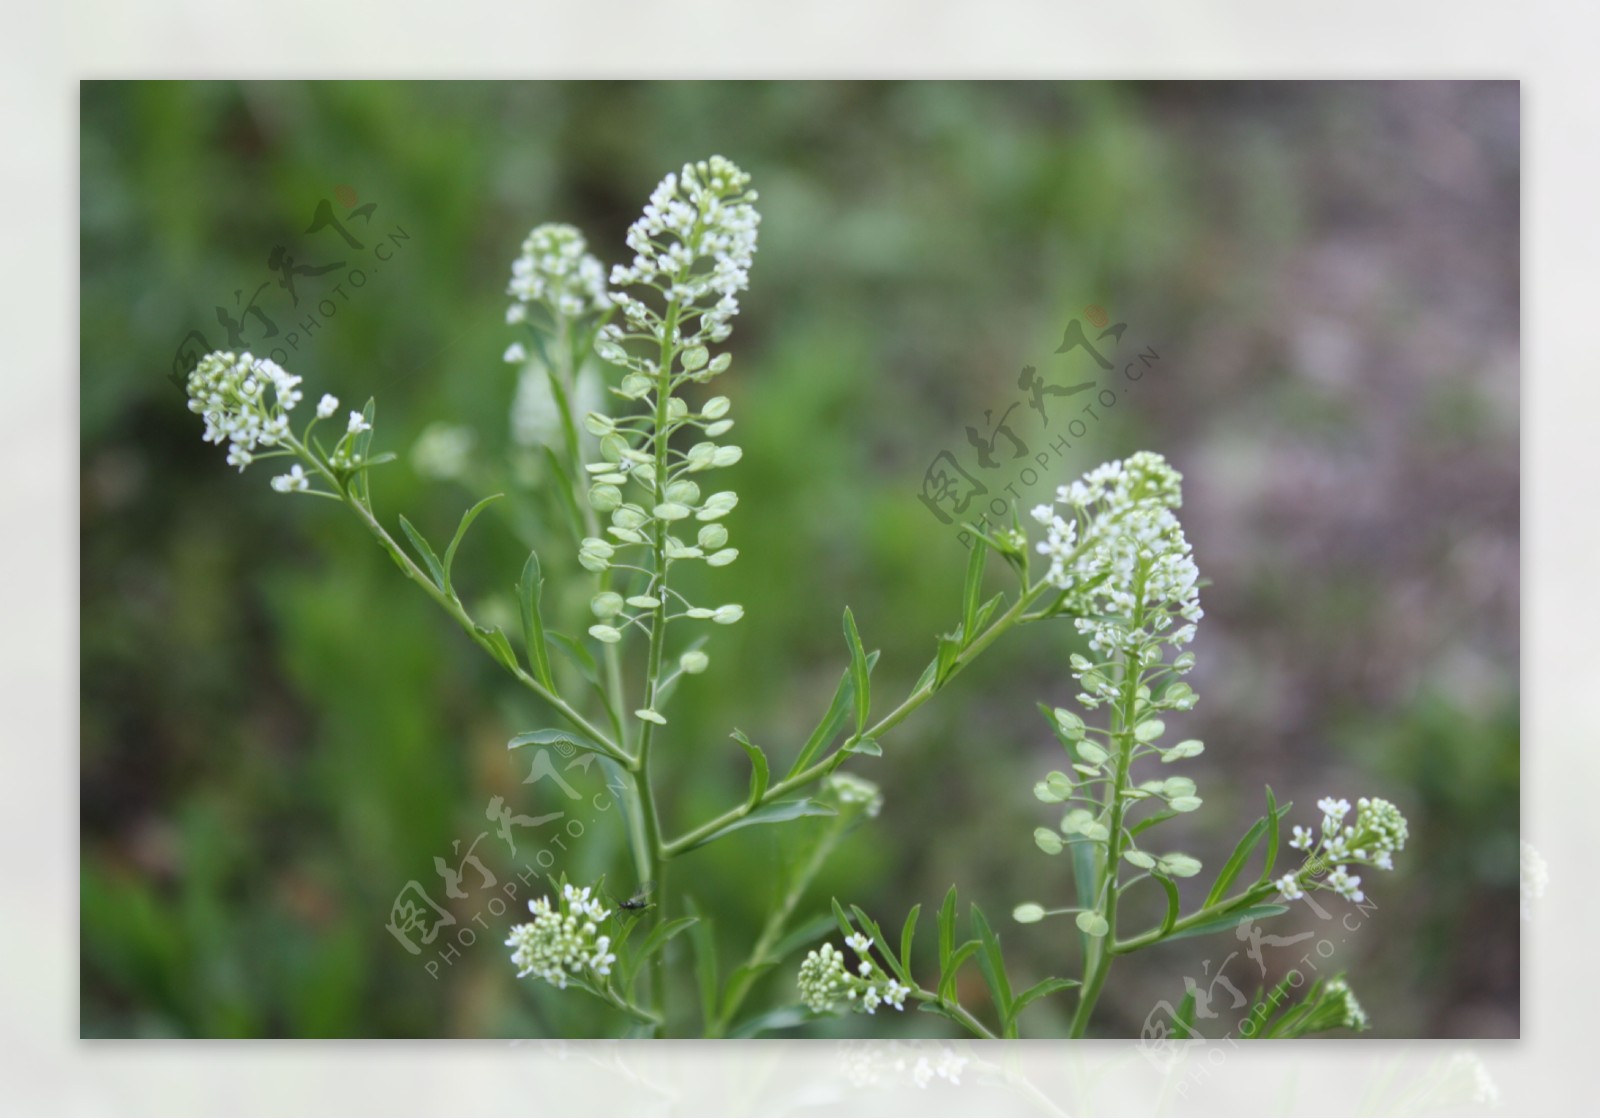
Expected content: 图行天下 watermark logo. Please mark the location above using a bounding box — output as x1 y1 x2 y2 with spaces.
916 305 1161 545
384 745 625 980
167 185 412 394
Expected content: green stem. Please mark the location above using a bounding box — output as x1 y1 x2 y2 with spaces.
913 987 1000 1040
632 291 685 1026
1068 568 1147 1039
712 812 851 1035
290 434 633 768
1110 880 1279 955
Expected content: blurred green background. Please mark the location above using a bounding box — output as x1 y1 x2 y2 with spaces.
80 81 1519 1038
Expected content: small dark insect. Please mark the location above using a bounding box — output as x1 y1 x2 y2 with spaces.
616 880 656 911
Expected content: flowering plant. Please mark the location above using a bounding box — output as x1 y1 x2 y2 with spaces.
182 155 1407 1038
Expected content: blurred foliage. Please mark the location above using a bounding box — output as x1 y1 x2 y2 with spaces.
80 81 1518 1038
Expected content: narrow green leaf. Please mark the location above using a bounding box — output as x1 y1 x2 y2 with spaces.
850 905 912 986
934 632 962 688
1173 990 1199 1039
913 654 941 695
843 736 881 757
899 903 922 981
397 514 446 590
1165 904 1289 943
349 398 376 506
842 607 870 735
1129 809 1180 837
634 915 698 967
1257 785 1285 886
831 898 856 939
545 630 600 685
517 550 555 689
442 493 503 595
969 903 1014 1023
785 651 879 779
674 799 838 855
684 897 718 1033
939 940 981 1004
768 913 837 963
938 884 958 971
1157 874 1181 938
731 729 769 810
961 535 987 646
507 727 613 760
541 445 587 544
727 1005 812 1038
475 624 519 672
1204 817 1269 908
1011 976 1081 1017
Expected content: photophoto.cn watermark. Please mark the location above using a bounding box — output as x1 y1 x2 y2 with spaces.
167 185 412 394
384 742 624 980
1139 884 1380 1082
916 304 1162 547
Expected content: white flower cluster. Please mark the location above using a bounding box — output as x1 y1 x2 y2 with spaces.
1032 452 1202 710
1278 795 1409 902
187 350 355 493
838 1041 968 1090
572 157 760 724
824 771 885 818
504 882 616 990
602 155 759 357
187 350 302 471
797 939 911 1017
506 223 610 323
1324 976 1370 1031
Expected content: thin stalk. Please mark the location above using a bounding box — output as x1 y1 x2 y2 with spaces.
1068 565 1148 1038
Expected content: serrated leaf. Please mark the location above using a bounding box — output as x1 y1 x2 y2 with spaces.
731 729 769 810
517 550 555 689
397 514 446 590
674 798 838 855
1164 905 1289 943
842 607 870 735
442 493 503 595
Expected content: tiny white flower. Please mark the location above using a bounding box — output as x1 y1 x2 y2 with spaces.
316 393 339 419
348 411 372 435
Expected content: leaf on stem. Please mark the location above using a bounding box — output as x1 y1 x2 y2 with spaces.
674 799 838 855
397 514 446 591
731 729 769 810
517 550 555 689
785 651 880 779
1204 815 1270 909
842 607 870 736
1164 904 1289 942
443 493 503 596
